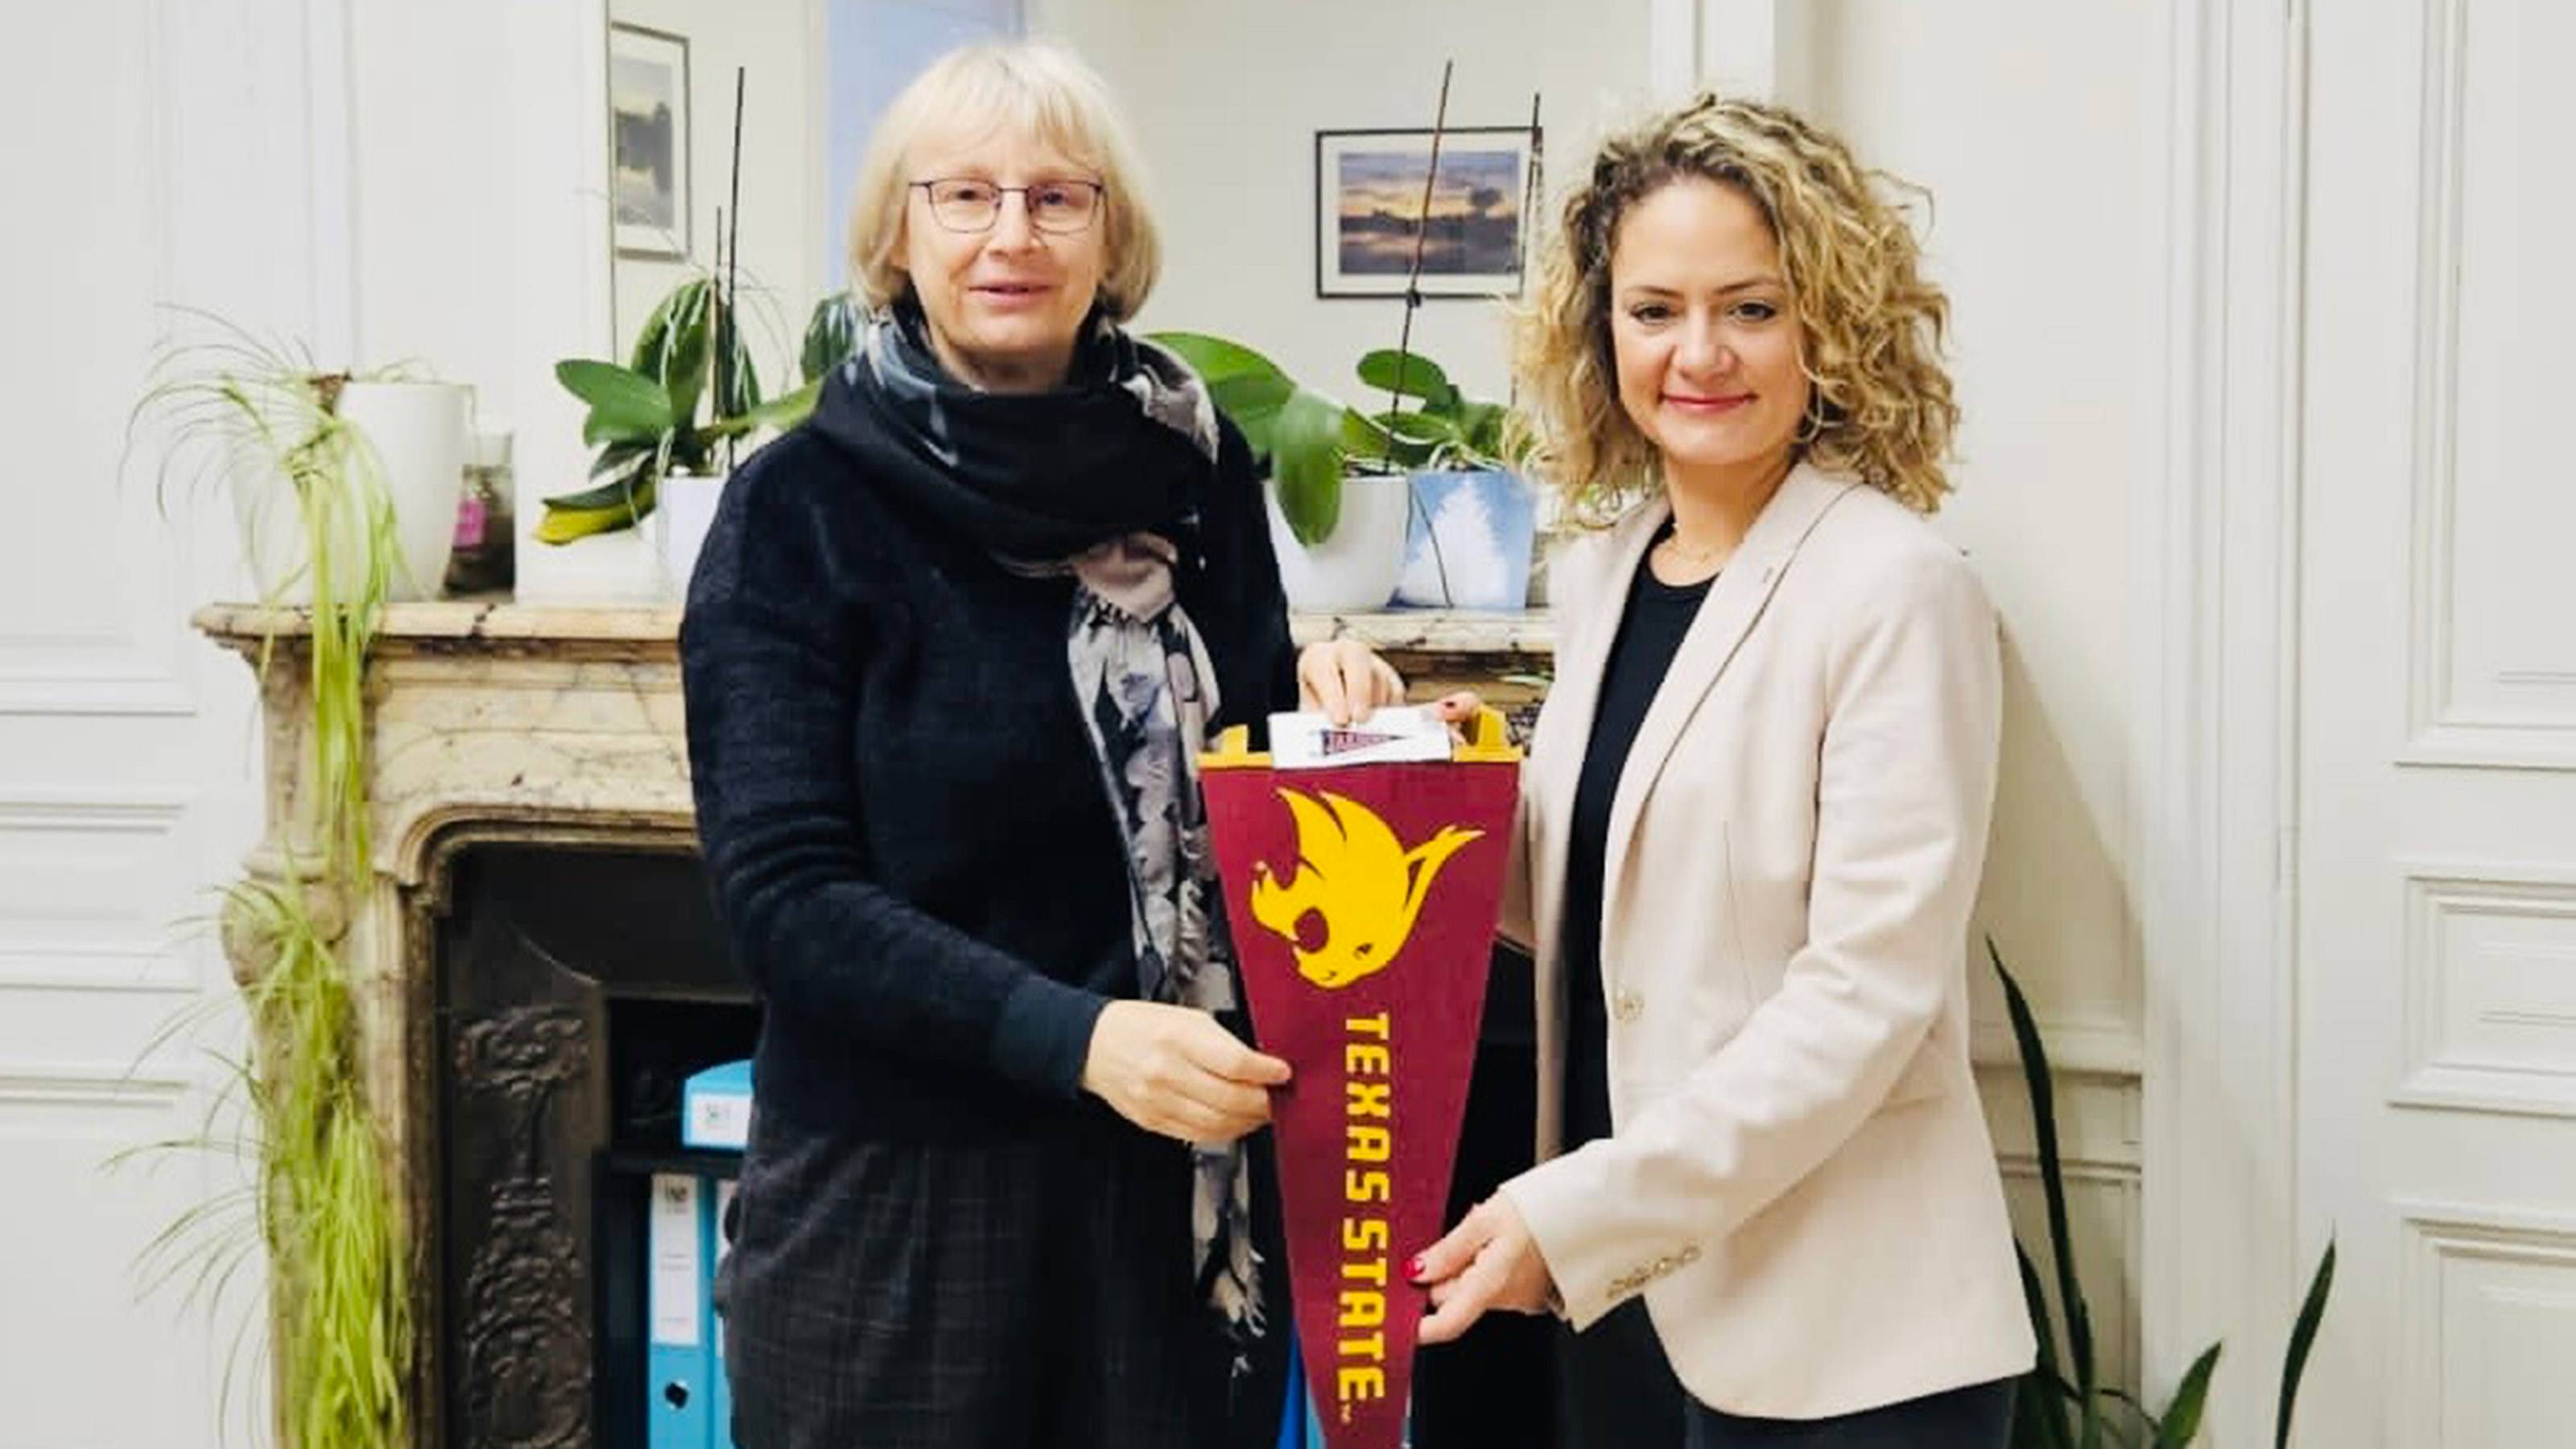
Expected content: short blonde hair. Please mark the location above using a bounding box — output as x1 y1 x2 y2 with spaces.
1514 94 1958 521
845 41 1162 321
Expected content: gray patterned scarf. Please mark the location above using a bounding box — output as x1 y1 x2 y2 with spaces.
1061 530 1262 1352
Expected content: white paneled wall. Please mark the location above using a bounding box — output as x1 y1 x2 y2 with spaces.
0 2 330 1444
41 1 2532 1441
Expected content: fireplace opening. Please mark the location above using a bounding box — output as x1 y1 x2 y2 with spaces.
427 840 758 1449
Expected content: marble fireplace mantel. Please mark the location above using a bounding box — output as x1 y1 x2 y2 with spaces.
192 597 1553 1449
195 597 1555 882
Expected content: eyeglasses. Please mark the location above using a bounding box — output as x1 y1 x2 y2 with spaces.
910 178 1105 235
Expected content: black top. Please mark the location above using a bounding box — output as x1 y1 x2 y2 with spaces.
679 374 1297 1142
1561 540 1713 1146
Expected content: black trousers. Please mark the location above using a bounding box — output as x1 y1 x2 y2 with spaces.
1683 1378 2016 1448
717 1100 1257 1449
1554 1298 2015 1449
1553 1299 1686 1449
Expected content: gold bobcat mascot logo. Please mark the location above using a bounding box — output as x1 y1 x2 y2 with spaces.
1249 787 1481 989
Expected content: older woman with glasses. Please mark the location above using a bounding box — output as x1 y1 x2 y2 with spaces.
679 39 1408 1449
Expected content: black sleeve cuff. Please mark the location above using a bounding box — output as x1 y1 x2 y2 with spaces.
989 973 1114 1099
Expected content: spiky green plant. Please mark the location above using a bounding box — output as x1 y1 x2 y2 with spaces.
1992 941 2336 1448
122 309 413 1449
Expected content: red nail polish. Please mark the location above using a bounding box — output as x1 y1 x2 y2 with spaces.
1406 1254 1428 1281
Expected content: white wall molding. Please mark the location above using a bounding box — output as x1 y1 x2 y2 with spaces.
2395 861 2576 1120
2396 1201 2576 1447
1974 1011 2145 1082
2396 0 2576 773
1646 0 1781 102
0 1059 196 1113
2138 1 2311 1443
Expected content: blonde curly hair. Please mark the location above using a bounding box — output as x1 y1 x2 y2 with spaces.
1513 94 1958 521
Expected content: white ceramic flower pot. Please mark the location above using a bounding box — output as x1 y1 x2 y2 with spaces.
654 471 729 601
1266 472 1409 613
231 380 472 603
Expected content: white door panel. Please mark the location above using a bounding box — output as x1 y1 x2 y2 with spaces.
2298 0 2576 1442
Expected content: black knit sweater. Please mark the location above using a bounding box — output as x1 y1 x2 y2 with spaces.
679 372 1297 1140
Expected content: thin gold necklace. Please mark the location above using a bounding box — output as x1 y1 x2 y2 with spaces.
1657 529 1727 564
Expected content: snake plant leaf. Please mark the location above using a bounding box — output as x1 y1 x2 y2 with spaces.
2275 1241 2336 1449
1270 387 1347 547
1356 349 1459 410
2149 1344 2222 1449
802 292 864 384
2015 1244 2078 1449
1996 943 2099 1416
556 360 673 443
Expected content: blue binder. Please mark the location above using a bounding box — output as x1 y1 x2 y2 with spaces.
706 1176 740 1449
681 1060 754 1150
646 1172 711 1449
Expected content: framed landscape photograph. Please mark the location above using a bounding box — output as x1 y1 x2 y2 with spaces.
609 23 691 259
1315 126 1538 299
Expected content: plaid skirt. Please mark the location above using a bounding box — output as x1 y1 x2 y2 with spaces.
716 1098 1269 1449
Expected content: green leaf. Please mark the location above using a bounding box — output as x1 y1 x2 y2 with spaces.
542 464 653 512
708 378 822 437
1456 400 1513 459
634 277 712 425
2151 1344 2223 1448
582 410 660 448
1356 348 1459 408
535 473 656 543
1269 387 1347 547
555 360 673 439
1371 409 1463 446
2016 1245 2078 1449
1209 371 1297 440
1344 409 1440 470
2275 1241 2336 1449
802 293 864 384
629 286 676 380
588 438 654 480
1149 330 1290 389
1996 940 2099 1418
717 336 762 419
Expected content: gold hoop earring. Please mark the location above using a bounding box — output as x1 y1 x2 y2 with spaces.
1794 393 1828 447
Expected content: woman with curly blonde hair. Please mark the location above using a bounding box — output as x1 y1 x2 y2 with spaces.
1410 94 2034 1448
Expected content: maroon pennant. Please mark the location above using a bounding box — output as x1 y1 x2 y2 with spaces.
1202 721 1521 1449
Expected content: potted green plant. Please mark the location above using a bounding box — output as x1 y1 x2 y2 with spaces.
1992 943 2336 1447
543 277 829 537
1145 332 1426 612
1148 331 1536 612
136 316 473 605
125 313 429 1449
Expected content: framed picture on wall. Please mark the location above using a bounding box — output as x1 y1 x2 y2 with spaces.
1315 126 1538 299
609 23 691 260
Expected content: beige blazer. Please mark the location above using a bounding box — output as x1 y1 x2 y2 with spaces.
1493 463 2037 1418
